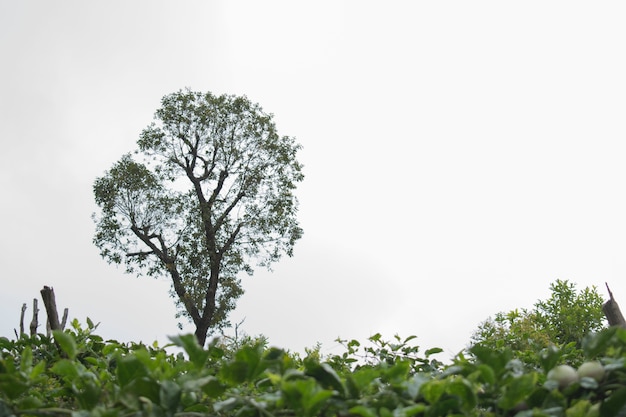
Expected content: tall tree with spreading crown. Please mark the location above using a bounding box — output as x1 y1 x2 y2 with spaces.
93 90 304 345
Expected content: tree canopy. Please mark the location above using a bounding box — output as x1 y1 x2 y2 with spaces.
93 90 304 345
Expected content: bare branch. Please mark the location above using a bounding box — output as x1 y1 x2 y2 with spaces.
61 308 69 330
219 223 243 257
126 250 155 257
603 282 626 328
213 191 246 232
130 225 203 324
30 298 39 336
207 170 230 209
19 303 26 336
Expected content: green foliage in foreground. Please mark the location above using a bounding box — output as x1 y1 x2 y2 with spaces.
3 320 626 417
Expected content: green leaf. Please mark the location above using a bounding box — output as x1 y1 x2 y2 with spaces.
281 377 334 416
0 400 18 417
349 405 377 417
447 378 476 411
19 346 32 371
159 380 181 412
579 376 598 390
304 360 345 395
169 334 209 369
425 347 443 357
407 374 430 400
119 377 160 410
76 380 101 410
51 359 79 380
29 361 46 380
53 330 77 360
302 388 334 416
200 377 226 398
14 395 43 410
385 360 411 382
476 364 496 385
213 397 239 413
116 356 148 387
427 397 461 416
220 344 265 384
601 387 626 417
345 369 374 398
566 399 592 417
497 373 538 411
399 404 428 416
369 333 382 342
421 379 446 404
582 327 618 358
470 344 511 375
0 374 29 400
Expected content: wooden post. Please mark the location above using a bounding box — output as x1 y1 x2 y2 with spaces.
603 283 626 328
19 303 26 336
30 298 39 336
40 286 61 332
61 308 68 330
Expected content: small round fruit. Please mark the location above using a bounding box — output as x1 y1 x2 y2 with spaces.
577 361 605 382
547 364 579 388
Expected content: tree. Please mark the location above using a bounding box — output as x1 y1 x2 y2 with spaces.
470 279 606 366
93 90 304 346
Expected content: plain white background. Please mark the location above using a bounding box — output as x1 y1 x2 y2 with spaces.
1 2 626 359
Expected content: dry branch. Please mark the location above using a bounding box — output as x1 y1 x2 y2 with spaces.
19 303 26 336
30 298 39 336
40 286 62 332
61 308 68 329
603 283 626 328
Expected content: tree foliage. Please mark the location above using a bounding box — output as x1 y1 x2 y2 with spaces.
93 90 304 345
470 279 606 367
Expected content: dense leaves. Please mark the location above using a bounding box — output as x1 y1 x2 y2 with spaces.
471 280 606 368
4 320 626 417
93 90 304 345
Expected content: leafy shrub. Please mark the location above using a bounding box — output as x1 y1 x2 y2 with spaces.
3 320 626 417
471 280 606 369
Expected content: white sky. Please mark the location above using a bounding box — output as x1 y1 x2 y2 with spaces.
2 2 626 359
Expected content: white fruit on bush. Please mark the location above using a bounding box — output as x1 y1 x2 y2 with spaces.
577 361 605 382
547 364 579 388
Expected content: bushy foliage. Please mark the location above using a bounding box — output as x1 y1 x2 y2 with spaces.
3 319 626 417
470 280 606 368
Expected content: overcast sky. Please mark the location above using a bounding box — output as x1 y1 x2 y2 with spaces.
2 2 626 360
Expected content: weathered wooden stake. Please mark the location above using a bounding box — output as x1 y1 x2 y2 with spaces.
30 298 39 336
19 303 26 336
603 283 626 328
40 286 62 332
61 308 68 330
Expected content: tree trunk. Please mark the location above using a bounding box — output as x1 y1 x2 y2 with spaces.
603 283 626 328
195 321 210 347
40 286 62 332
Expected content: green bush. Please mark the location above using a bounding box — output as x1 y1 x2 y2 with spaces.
471 280 606 369
3 320 626 417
